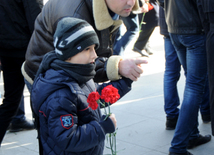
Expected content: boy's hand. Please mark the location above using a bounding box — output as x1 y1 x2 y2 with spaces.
109 113 117 129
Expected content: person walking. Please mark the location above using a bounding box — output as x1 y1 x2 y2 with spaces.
113 12 140 56
0 60 34 133
133 0 159 57
0 0 42 145
113 0 149 56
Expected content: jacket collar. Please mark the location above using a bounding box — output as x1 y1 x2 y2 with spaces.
93 0 141 32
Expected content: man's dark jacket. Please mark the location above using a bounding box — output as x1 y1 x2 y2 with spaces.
158 0 205 35
0 0 42 58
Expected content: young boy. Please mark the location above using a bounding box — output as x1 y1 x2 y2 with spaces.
31 17 133 155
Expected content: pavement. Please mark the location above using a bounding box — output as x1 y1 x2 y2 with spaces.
0 27 213 155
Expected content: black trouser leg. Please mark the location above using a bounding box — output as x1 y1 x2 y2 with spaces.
206 13 214 136
134 23 155 50
0 56 25 145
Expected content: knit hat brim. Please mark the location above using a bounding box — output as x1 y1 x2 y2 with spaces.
54 17 100 60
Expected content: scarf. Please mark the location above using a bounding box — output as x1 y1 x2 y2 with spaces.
35 51 96 84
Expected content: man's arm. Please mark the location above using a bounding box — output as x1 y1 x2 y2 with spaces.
118 58 148 81
94 56 148 82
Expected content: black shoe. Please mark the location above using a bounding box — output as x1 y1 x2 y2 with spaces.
201 114 211 123
9 119 35 132
133 47 149 57
144 41 153 55
169 151 193 155
187 134 211 149
166 116 178 130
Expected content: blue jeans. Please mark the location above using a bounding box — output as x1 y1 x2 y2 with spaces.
163 36 181 118
164 36 210 118
169 33 208 153
113 13 139 56
200 78 210 116
11 96 25 123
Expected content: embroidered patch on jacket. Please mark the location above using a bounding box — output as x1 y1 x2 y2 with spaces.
60 114 73 129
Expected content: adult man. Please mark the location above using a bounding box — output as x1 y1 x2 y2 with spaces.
22 0 148 90
158 5 210 131
158 0 211 154
198 0 214 137
133 0 159 57
0 0 42 145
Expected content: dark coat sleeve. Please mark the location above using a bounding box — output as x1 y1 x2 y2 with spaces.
96 77 133 107
94 57 108 82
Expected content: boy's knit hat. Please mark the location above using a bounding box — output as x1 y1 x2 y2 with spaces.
53 17 100 60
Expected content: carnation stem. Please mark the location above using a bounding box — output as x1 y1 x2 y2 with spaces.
139 12 146 32
114 132 117 154
107 102 111 114
109 133 115 155
98 100 107 115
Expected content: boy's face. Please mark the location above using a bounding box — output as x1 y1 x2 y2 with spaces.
105 0 136 17
65 44 97 64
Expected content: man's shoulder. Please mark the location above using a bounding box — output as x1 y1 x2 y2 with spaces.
44 0 93 26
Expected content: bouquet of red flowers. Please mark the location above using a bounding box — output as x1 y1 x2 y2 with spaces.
87 85 120 155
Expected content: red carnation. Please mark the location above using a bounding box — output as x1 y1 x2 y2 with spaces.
87 92 100 110
147 3 154 11
100 85 120 104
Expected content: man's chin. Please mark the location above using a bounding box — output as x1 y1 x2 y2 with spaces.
119 12 131 17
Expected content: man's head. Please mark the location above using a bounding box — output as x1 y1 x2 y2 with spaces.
53 17 99 63
105 0 136 17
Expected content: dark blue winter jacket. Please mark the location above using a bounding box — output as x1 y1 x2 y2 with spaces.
31 68 132 155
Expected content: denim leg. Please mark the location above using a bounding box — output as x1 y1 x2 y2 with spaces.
11 95 26 123
169 33 207 153
113 13 139 56
199 77 210 116
163 36 181 118
206 22 214 135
